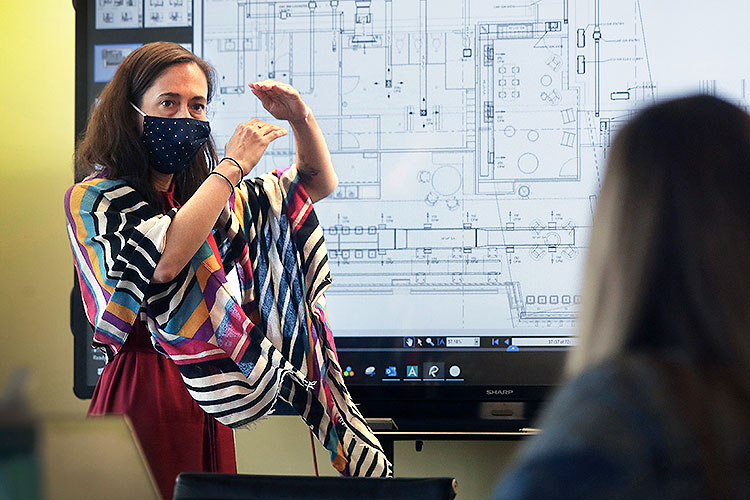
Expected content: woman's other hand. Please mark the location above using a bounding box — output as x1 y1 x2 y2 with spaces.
249 80 310 124
224 119 287 175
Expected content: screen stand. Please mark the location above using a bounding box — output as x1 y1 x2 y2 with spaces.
372 426 537 467
367 418 398 464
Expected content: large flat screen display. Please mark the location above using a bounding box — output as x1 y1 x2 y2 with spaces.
74 0 750 430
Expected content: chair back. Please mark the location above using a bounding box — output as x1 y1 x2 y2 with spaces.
173 472 458 500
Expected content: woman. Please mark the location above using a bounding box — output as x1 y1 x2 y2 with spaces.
492 95 750 499
65 42 390 500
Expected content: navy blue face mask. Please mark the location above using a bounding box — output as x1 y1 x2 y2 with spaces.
131 102 211 174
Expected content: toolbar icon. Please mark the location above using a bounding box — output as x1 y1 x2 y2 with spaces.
406 365 419 378
423 362 444 379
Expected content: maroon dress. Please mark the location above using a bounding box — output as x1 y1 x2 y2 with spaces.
88 186 236 500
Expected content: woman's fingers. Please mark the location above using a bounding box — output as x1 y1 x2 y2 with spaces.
243 118 263 131
251 120 286 136
264 127 288 142
250 80 297 100
250 79 278 91
257 121 287 139
249 81 308 122
249 86 273 105
239 119 269 134
225 119 287 173
249 81 277 99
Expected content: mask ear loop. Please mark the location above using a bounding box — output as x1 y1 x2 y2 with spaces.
130 102 147 117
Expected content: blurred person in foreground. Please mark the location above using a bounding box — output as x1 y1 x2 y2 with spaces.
492 95 750 500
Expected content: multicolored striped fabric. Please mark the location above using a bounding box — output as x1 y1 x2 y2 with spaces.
64 166 392 477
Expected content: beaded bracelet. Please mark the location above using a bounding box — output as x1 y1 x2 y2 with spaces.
220 157 244 186
209 170 235 193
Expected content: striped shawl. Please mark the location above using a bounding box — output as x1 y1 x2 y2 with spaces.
64 166 392 477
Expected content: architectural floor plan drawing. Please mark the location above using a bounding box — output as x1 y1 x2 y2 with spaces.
96 0 143 29
193 0 749 338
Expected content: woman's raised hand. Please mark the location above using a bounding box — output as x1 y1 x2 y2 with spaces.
224 118 287 175
249 80 309 123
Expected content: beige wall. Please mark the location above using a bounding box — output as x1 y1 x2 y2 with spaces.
0 2 517 498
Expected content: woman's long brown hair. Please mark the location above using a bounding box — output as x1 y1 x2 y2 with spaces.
569 94 750 499
75 41 218 208
571 95 750 379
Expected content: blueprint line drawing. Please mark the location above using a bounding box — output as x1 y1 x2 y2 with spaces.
193 0 750 337
96 0 143 29
95 0 193 29
144 0 194 28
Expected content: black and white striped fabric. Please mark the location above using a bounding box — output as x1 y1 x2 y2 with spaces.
65 166 392 477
